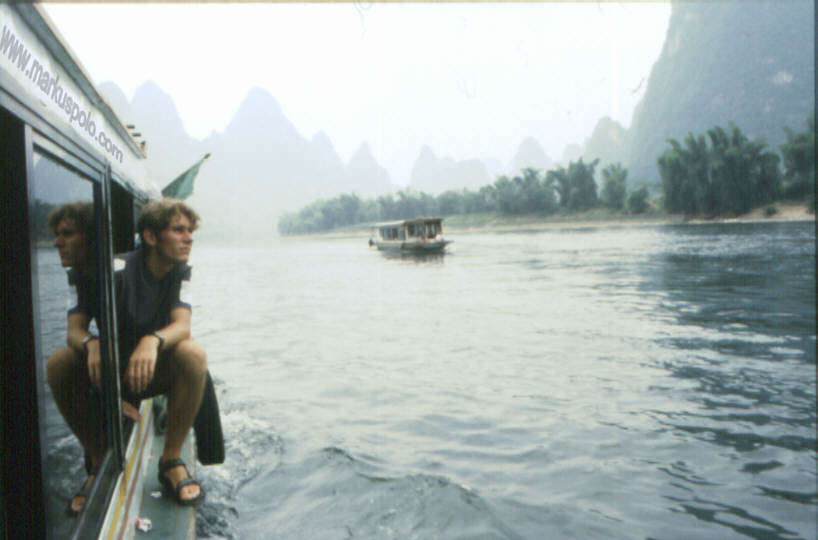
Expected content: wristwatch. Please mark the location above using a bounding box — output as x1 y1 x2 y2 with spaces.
151 331 165 351
81 335 97 352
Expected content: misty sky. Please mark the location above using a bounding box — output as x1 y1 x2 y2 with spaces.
44 2 671 186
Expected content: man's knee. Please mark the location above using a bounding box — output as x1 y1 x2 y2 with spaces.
46 347 81 388
171 339 207 378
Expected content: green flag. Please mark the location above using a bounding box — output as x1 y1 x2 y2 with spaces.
161 153 210 199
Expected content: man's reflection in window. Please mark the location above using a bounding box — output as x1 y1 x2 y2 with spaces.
44 202 103 517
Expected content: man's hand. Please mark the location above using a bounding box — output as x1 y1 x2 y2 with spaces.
86 338 102 389
122 400 141 421
126 335 161 394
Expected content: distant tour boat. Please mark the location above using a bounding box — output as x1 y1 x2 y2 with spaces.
370 217 453 252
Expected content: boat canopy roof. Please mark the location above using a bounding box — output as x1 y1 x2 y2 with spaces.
374 217 445 229
0 4 158 198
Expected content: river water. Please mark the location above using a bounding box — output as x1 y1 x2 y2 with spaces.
185 220 815 539
41 221 816 539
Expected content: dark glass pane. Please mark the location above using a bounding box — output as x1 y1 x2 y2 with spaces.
30 150 99 537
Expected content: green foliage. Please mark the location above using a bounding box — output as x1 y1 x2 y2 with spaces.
779 113 815 210
658 123 781 216
277 190 442 235
546 158 599 211
438 190 464 216
626 186 649 215
493 168 557 215
277 193 366 235
707 125 781 215
544 168 570 208
600 163 627 210
279 159 658 235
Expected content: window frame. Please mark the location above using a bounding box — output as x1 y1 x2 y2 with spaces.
30 131 127 539
1 102 141 539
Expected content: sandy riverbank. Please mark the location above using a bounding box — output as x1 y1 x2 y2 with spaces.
444 202 815 234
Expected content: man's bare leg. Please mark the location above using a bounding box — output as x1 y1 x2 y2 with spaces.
159 339 207 501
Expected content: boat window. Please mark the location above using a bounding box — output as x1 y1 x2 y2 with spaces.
29 149 103 537
110 178 137 254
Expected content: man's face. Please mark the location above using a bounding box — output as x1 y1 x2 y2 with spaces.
155 212 194 263
54 218 89 268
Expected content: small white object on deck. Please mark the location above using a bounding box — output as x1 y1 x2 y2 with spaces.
135 517 153 532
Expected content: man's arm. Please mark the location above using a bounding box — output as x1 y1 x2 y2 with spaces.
125 306 191 394
155 306 192 351
66 312 102 388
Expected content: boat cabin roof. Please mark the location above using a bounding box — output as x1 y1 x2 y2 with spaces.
374 217 445 229
1 3 158 198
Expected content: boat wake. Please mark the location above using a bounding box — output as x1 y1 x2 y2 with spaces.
231 445 524 539
195 407 284 539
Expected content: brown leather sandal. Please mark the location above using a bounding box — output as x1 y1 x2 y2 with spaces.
158 458 205 506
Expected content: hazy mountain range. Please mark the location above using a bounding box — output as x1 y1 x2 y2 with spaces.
99 0 813 239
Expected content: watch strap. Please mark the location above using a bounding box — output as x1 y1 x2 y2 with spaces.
151 331 165 351
81 335 97 352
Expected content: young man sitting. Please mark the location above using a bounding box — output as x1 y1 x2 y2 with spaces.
114 198 208 506
48 198 209 512
46 202 105 516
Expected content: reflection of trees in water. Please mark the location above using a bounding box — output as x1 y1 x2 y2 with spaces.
650 223 815 349
640 224 817 538
641 222 816 439
664 493 804 539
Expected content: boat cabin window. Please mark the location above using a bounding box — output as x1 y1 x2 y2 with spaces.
1 8 140 536
381 227 401 240
26 137 133 537
29 148 110 537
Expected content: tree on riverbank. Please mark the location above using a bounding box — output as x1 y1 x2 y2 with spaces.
546 158 599 211
278 157 656 234
494 168 557 215
600 163 627 211
658 123 781 216
626 186 650 215
779 114 815 211
280 115 812 233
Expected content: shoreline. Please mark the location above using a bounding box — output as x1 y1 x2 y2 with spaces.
289 202 814 240
450 202 815 234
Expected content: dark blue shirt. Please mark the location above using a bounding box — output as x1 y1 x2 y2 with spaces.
67 267 98 321
114 249 191 360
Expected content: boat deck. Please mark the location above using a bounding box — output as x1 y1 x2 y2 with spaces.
97 398 197 540
136 432 196 539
